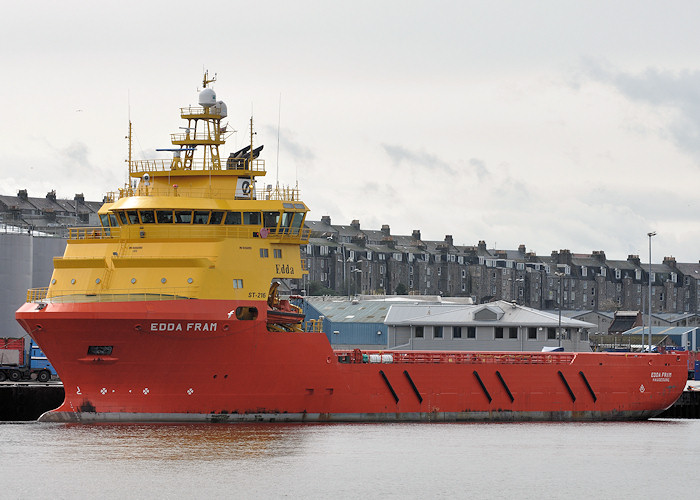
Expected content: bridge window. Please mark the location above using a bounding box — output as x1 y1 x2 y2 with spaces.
109 214 119 227
193 211 209 224
175 211 192 223
273 249 282 258
225 212 241 225
210 211 224 224
263 211 280 228
156 210 173 223
127 211 139 224
243 212 261 225
117 211 129 225
139 210 156 223
291 212 305 230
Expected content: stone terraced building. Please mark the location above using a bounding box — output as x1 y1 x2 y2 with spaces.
302 216 700 318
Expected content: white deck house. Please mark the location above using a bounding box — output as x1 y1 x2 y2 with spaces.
384 300 596 352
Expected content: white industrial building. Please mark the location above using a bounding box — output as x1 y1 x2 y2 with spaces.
384 300 595 352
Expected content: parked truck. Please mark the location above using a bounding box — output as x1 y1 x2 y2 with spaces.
0 338 55 382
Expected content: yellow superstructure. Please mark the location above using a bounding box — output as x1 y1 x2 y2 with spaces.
39 73 309 304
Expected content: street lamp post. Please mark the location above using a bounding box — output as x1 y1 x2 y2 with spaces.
648 231 656 353
554 271 564 347
351 268 362 296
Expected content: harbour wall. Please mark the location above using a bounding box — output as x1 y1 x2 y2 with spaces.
0 384 64 421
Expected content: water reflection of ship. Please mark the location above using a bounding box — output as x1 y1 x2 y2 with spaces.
63 423 306 461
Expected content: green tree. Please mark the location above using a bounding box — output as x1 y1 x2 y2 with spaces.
395 282 408 295
308 281 339 296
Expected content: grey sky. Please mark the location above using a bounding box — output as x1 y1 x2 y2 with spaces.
2 1 700 261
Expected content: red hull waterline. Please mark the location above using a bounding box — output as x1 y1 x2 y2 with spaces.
16 300 687 423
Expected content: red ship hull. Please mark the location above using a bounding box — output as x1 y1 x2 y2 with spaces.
16 300 687 423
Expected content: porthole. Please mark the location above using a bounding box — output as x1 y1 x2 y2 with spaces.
51 279 56 285
95 278 101 284
70 279 76 285
131 278 136 284
161 278 167 284
187 278 193 284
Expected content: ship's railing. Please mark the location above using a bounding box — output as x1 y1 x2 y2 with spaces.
170 132 224 143
333 349 577 365
306 318 324 333
129 158 265 175
25 287 199 304
180 105 225 118
27 288 48 302
68 227 122 240
67 225 311 243
111 180 302 203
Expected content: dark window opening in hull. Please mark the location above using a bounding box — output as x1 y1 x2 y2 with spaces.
236 307 258 320
87 346 113 355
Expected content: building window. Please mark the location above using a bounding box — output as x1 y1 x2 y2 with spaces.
528 327 537 340
547 327 556 340
415 326 424 338
434 326 443 339
467 326 476 339
495 327 504 339
509 327 518 339
453 326 462 339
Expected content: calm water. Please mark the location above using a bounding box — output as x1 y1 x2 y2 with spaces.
2 419 700 499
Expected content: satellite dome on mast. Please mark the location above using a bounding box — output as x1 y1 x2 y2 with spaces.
199 88 217 108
